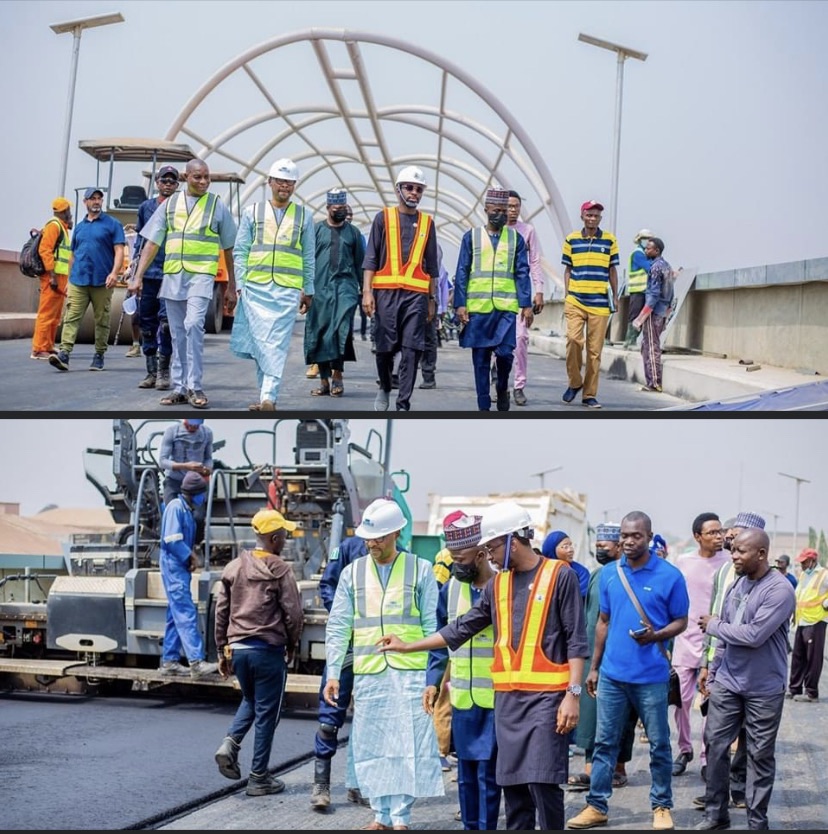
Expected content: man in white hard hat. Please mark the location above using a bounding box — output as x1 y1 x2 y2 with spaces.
323 498 444 829
378 499 588 831
230 158 315 411
130 158 237 410
623 228 655 349
362 166 441 412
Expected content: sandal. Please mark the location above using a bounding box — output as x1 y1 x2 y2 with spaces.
612 772 628 788
187 389 209 409
159 391 188 406
566 772 591 791
310 384 330 396
330 379 344 397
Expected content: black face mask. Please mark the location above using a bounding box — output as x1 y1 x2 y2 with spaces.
488 211 507 230
723 539 733 552
330 208 348 222
453 562 479 584
595 548 614 565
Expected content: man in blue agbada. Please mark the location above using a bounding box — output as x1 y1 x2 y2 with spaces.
323 498 444 830
453 187 533 411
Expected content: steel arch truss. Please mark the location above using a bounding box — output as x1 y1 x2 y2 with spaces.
166 28 572 290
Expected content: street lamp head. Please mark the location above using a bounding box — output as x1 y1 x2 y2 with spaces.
577 32 648 62
50 12 124 35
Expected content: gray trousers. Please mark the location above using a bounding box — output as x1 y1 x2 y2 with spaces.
703 685 785 829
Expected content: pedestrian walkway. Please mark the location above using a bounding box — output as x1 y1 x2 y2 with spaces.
158 695 825 830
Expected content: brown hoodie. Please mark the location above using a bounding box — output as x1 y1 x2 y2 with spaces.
214 548 304 654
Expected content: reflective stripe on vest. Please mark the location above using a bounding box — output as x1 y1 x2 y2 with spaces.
491 558 570 691
466 226 519 314
627 251 647 294
49 219 70 276
446 578 494 709
352 552 428 674
795 567 828 626
372 207 432 293
163 192 220 276
245 201 305 288
705 563 738 663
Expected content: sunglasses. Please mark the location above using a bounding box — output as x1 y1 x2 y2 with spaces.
401 184 424 194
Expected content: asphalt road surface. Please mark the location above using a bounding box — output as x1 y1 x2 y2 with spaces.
0 316 684 413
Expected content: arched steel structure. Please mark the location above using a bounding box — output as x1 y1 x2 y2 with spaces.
166 28 572 291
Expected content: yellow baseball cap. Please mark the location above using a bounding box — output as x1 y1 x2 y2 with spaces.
251 509 297 535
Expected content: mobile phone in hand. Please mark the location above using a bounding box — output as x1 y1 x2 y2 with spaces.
629 626 649 638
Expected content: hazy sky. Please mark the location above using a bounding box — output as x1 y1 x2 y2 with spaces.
1 418 824 544
2 0 826 276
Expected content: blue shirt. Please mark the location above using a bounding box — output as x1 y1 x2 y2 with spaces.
133 196 169 279
598 554 689 685
318 536 368 611
160 496 196 564
70 212 126 287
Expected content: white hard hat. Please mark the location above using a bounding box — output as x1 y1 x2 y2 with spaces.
355 498 407 539
478 501 534 546
633 228 655 243
269 158 299 182
395 165 427 188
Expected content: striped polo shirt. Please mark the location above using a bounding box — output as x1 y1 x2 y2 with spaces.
561 228 619 316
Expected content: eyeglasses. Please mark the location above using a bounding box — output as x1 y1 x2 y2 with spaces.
272 178 295 187
483 538 505 558
158 178 178 185
401 184 423 193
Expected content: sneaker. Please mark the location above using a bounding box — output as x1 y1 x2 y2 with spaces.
189 660 218 679
374 390 390 411
693 795 706 809
215 736 241 780
30 351 52 360
513 387 528 406
246 772 286 796
454 809 462 821
582 397 602 409
125 343 142 358
694 818 730 831
418 379 436 389
347 787 370 806
653 807 675 830
440 756 452 771
159 660 187 676
49 351 70 371
567 804 609 829
89 353 105 371
562 385 582 403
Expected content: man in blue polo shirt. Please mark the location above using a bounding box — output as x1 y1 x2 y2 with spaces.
568 510 689 832
560 200 619 408
50 187 125 372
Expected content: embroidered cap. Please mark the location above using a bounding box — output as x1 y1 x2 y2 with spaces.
595 522 621 542
443 511 483 550
733 511 766 530
485 188 510 207
326 188 347 205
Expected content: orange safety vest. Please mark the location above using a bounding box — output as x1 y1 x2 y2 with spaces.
372 207 433 293
491 557 571 691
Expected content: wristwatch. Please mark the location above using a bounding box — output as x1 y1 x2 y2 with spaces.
566 684 582 697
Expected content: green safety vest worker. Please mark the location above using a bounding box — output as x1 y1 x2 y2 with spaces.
627 249 648 295
446 577 494 709
245 201 306 289
703 561 738 665
794 566 828 627
466 225 519 314
351 551 428 674
163 191 220 276
48 218 70 276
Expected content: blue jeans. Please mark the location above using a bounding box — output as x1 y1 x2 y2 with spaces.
586 675 673 814
226 647 288 775
314 659 355 759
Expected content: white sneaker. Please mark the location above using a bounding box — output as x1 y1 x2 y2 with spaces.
190 660 218 679
159 660 187 676
374 390 390 411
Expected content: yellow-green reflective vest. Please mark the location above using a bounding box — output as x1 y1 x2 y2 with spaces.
352 552 428 675
49 219 70 276
245 201 305 288
627 250 648 294
705 562 737 664
163 192 220 276
795 567 828 626
446 577 494 709
466 226 519 314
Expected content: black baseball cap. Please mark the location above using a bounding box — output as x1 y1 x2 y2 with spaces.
156 165 180 181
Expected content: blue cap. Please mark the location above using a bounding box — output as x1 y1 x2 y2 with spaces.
185 418 204 425
84 187 104 200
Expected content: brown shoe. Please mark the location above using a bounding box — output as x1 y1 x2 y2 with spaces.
567 805 609 829
653 807 675 830
248 400 276 411
306 363 319 378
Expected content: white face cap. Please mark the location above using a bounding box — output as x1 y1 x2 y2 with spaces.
268 158 299 181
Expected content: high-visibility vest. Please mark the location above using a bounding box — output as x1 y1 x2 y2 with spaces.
705 562 738 664
372 207 432 293
794 567 828 626
49 218 70 276
627 250 648 294
163 192 220 276
446 578 494 709
245 201 305 289
351 552 428 674
491 558 570 691
466 226 519 314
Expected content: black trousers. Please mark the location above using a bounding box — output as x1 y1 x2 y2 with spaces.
419 313 438 383
502 782 564 831
788 620 827 698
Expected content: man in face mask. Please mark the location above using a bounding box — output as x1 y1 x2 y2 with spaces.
566 523 638 792
158 470 217 679
453 188 533 411
424 512 500 830
303 188 366 398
